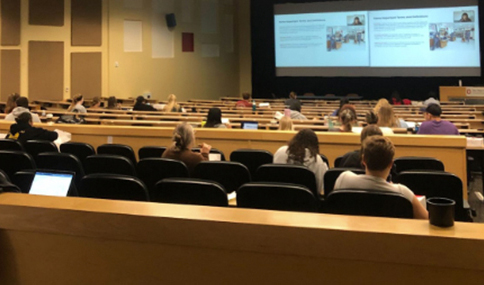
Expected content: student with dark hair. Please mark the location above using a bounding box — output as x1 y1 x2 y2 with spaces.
331 98 350 116
162 124 212 175
6 112 58 145
4 97 41 123
285 91 301 111
339 125 383 168
334 136 428 219
106 96 121 110
133 96 157 111
460 13 471 22
418 104 459 135
204 108 228 128
236 93 253 108
90 97 102 109
274 129 328 195
366 110 379 125
68 94 87 113
330 105 357 132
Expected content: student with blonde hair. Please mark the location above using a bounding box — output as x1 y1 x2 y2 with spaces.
279 116 294 131
375 99 407 128
68 94 87 113
163 94 183 112
5 93 20 114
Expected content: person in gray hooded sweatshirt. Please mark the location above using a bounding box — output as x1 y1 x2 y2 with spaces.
4 97 41 123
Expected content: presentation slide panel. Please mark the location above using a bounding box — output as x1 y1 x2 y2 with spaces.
369 6 480 67
275 11 369 67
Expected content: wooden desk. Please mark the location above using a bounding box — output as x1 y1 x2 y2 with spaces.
0 193 483 284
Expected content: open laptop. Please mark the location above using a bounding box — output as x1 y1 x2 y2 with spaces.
241 121 259 130
29 171 75 197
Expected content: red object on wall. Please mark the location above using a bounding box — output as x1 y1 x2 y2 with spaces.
182 33 194 52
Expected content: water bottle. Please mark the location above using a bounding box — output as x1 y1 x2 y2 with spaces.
252 100 256 112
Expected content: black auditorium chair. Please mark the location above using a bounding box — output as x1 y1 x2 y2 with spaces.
85 155 137 176
193 161 251 194
393 157 444 174
320 154 330 167
36 153 85 188
334 156 344 168
237 182 319 213
79 174 149 202
153 178 228 207
325 190 413 219
24 140 58 157
136 158 189 196
230 149 273 178
138 146 167 159
97 144 137 165
255 164 318 196
191 148 226 161
0 139 24 151
323 168 366 197
0 169 10 183
60 142 96 165
397 171 472 222
0 151 36 179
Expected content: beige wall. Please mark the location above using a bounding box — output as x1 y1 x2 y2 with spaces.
0 0 252 101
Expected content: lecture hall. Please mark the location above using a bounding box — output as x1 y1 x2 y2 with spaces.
0 0 483 284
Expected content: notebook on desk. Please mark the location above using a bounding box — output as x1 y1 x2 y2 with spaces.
241 122 259 130
29 171 74 197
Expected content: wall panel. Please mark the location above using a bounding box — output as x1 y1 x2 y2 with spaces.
0 50 21 100
28 41 64 101
29 0 64 26
1 0 21 46
71 0 102 46
71 52 102 98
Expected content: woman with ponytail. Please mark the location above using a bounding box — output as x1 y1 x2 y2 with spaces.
67 94 87 113
162 123 212 175
330 104 357 132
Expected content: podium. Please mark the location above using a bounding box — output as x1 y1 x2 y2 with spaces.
440 86 484 101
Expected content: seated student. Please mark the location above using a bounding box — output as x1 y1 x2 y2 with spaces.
106 96 121 110
289 103 308 120
274 129 328 195
68 94 87 114
163 94 184 113
339 125 383 168
4 93 20 114
133 96 157 112
285 92 300 110
4 97 41 123
331 98 350 116
90 97 102 109
236 93 253 108
418 104 459 135
329 105 357 132
204 108 228 128
334 136 428 219
6 112 58 145
279 116 294 131
162 124 212 175
375 99 407 129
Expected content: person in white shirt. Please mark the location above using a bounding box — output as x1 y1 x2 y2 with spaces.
4 97 41 123
334 136 428 219
274 129 328 195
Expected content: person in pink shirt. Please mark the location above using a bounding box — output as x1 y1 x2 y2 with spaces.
236 93 253 108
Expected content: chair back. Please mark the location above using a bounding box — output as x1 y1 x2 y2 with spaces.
60 142 96 165
326 189 413 219
12 170 36 193
79 174 149 202
0 150 36 179
334 156 344 168
194 161 251 193
397 171 468 221
97 144 137 165
0 182 21 193
36 153 85 187
192 148 226 161
323 168 365 197
85 155 137 176
136 158 189 196
320 154 329 167
237 182 319 213
230 149 273 177
255 164 318 196
0 169 10 183
138 146 166 159
394 157 444 174
153 178 228 206
24 140 58 157
0 139 24 151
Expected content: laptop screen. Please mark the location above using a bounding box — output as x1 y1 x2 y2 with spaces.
242 122 259 130
29 172 74 197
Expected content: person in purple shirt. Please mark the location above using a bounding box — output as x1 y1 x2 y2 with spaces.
418 104 459 135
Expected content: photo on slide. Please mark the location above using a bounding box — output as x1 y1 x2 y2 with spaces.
347 15 365 26
429 22 475 52
454 10 475 23
327 26 366 52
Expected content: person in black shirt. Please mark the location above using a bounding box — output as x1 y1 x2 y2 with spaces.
133 96 157 112
339 125 383 168
6 112 58 145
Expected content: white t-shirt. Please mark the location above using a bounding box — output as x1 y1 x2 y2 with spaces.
273 146 328 195
334 171 415 202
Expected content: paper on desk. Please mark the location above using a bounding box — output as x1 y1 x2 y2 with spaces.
54 129 72 149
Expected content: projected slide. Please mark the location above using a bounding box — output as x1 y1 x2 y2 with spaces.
274 6 480 69
275 11 369 67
